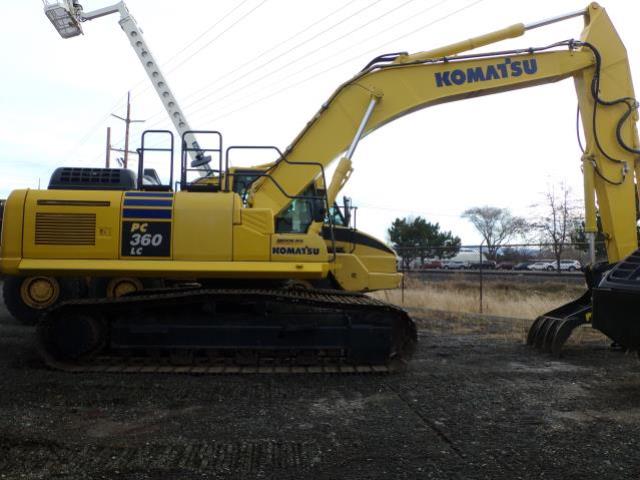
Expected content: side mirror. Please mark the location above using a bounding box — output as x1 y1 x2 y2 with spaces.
343 196 352 226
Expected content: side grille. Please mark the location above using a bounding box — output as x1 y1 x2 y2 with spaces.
35 213 96 246
48 167 136 191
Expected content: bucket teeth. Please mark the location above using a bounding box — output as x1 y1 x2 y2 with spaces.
526 291 592 357
551 317 587 356
527 314 589 357
542 319 562 353
526 317 544 346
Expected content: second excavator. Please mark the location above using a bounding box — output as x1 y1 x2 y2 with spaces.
1 2 639 371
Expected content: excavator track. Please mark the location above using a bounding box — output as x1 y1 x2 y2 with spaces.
36 288 417 374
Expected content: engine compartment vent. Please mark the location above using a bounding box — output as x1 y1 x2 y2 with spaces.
35 213 96 246
49 167 136 191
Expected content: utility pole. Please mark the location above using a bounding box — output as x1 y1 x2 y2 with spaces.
111 91 145 169
105 127 111 168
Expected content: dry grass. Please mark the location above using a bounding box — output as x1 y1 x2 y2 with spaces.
371 278 610 346
372 278 585 320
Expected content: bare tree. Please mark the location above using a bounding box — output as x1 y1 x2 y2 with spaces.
533 182 579 270
461 207 527 260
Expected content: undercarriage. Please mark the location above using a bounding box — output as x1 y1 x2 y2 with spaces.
37 287 417 374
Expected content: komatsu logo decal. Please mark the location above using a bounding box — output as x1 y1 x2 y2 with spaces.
272 246 320 256
435 58 538 87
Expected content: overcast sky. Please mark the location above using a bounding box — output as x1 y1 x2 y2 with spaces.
2 0 639 245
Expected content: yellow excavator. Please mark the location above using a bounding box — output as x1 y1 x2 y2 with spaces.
2 2 639 371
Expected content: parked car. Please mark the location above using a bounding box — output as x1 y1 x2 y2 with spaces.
442 260 471 270
514 262 533 270
420 259 443 269
528 261 555 271
559 259 582 271
496 261 515 270
470 260 496 269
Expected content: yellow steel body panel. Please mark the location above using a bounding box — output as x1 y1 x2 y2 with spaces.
16 259 328 279
326 228 401 291
171 192 236 261
233 209 273 261
0 190 28 273
23 190 122 260
330 253 401 292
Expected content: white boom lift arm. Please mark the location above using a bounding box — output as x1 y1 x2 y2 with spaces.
43 0 211 169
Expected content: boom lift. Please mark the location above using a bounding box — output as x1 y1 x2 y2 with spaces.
43 0 210 167
2 2 639 371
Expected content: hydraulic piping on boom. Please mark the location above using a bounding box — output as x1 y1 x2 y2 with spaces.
3 2 640 372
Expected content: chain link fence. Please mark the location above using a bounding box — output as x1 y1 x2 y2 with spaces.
392 242 606 314
395 242 607 271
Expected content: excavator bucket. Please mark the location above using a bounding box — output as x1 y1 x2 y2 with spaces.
526 291 591 356
528 253 640 356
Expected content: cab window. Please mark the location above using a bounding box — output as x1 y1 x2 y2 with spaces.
325 205 347 227
275 185 323 233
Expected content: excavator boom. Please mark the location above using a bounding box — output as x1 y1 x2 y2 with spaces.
252 2 638 264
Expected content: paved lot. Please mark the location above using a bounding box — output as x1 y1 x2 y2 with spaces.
1 300 640 479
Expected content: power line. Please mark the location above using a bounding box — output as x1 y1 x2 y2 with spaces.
129 0 487 153
184 0 446 125
63 93 129 163
192 0 486 128
185 0 415 121
119 0 263 100
357 204 463 218
166 0 388 119
163 0 270 77
142 0 358 126
161 0 255 69
211 0 450 115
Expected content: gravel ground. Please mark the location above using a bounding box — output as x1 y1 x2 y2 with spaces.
1 298 640 479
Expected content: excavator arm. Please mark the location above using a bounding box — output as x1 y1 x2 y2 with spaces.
251 2 639 263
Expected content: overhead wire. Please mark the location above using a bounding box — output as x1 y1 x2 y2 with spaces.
163 0 270 77
65 93 129 163
143 0 385 127
183 0 450 126
119 0 257 99
140 0 478 151
142 0 358 126
184 0 416 121
192 0 486 129
159 0 256 72
144 0 446 133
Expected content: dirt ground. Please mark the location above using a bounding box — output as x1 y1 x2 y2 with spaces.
2 298 640 479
